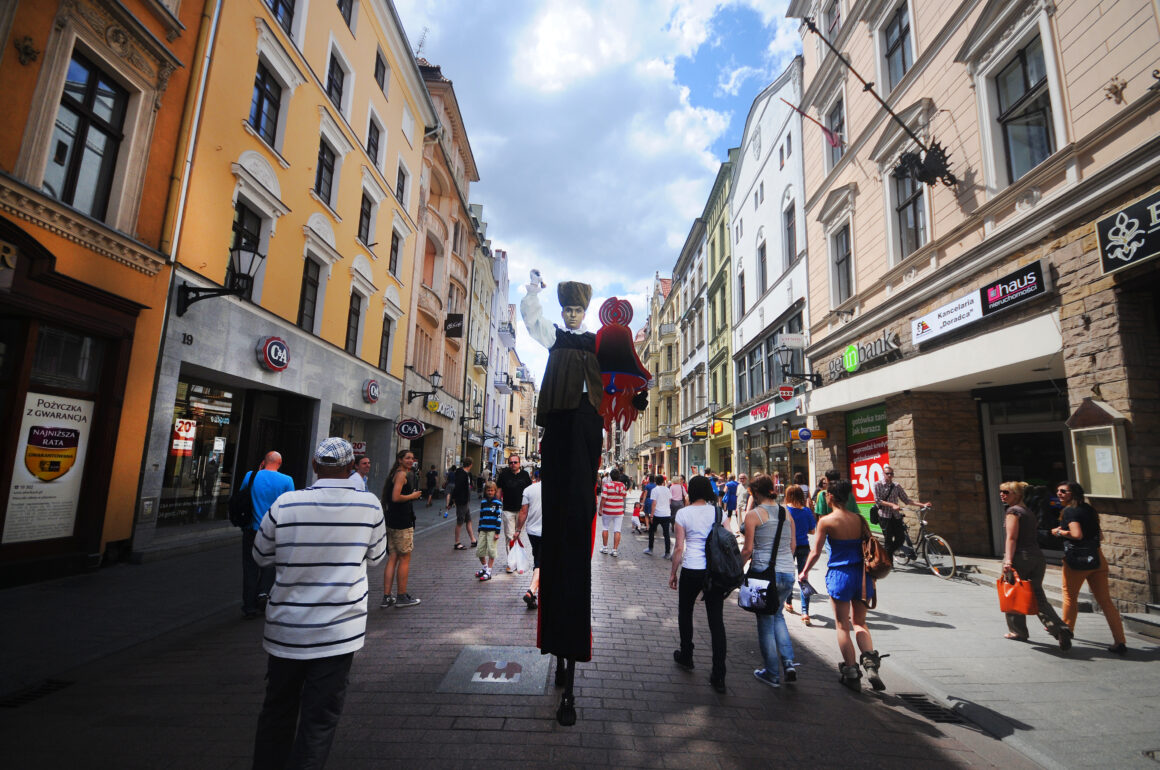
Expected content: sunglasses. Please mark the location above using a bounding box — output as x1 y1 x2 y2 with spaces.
999 490 1010 495
1056 489 1070 495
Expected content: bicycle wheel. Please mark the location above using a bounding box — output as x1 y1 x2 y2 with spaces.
923 535 955 579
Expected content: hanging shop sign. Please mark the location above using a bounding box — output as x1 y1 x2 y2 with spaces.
793 428 828 441
3 393 94 544
1098 189 1160 275
396 419 425 439
777 332 805 348
444 313 464 338
778 385 794 400
827 329 901 380
845 404 888 529
256 336 289 372
912 260 1050 345
363 379 380 404
709 420 725 436
688 427 708 440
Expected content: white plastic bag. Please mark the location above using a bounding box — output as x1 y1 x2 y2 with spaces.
507 539 531 574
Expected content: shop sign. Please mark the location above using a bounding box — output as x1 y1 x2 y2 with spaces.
778 385 794 400
777 332 805 349
3 393 94 544
426 398 457 419
845 404 889 529
980 260 1048 316
444 313 464 338
363 379 380 404
688 427 708 440
912 294 981 345
351 441 367 455
792 428 827 441
709 420 725 436
396 419 425 439
256 336 289 372
827 330 901 380
171 418 196 456
1098 189 1160 275
749 402 773 420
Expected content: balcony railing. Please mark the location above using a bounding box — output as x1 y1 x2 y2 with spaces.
658 373 677 393
494 372 514 393
497 321 516 346
473 351 488 371
516 365 535 383
660 322 677 339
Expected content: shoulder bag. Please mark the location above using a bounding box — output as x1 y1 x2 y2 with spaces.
860 517 892 609
738 505 786 613
1062 504 1102 570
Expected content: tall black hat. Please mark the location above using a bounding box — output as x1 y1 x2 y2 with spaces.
557 281 592 309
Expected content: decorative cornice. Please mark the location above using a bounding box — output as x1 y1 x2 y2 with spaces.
0 174 165 275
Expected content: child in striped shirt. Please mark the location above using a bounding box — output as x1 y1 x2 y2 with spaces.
476 481 502 580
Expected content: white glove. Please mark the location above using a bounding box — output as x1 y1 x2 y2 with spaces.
526 269 544 294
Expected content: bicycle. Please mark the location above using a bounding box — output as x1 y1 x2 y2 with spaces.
893 504 956 579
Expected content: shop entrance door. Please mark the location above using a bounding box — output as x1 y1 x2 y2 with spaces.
238 391 314 489
984 419 1072 555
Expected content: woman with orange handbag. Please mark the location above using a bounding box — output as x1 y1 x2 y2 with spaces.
1000 481 1072 650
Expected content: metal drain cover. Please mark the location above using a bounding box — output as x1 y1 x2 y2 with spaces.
896 692 966 724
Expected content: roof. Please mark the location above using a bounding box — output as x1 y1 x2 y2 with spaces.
658 278 672 298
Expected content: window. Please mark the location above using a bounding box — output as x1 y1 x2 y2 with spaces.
395 164 408 203
388 230 400 274
41 53 128 221
226 200 262 300
827 98 845 167
754 191 759 210
326 54 345 109
748 345 765 398
737 272 746 316
378 317 393 370
884 4 912 90
759 182 764 202
823 0 841 38
266 0 294 35
452 220 461 255
737 361 748 403
996 37 1054 183
366 121 380 164
357 192 373 245
779 146 785 168
337 0 353 27
374 52 388 94
297 258 320 332
783 204 796 268
893 168 925 260
315 140 336 206
249 62 282 146
786 132 791 157
345 292 362 355
832 224 852 304
757 242 768 292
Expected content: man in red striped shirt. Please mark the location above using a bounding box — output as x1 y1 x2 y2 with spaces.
597 469 628 557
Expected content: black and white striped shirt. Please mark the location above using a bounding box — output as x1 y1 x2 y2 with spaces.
253 478 387 659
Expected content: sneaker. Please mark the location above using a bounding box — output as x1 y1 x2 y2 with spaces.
395 593 421 608
709 675 727 693
662 553 672 560
783 663 797 683
600 546 608 555
380 594 396 608
643 548 653 555
611 549 619 557
1058 628 1073 652
839 663 862 692
481 570 492 581
753 668 780 688
475 568 486 579
673 649 695 670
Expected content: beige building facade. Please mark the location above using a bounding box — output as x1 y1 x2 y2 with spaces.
788 0 1160 610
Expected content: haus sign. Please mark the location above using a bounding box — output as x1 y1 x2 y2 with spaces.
911 260 1050 345
827 329 901 380
1098 189 1160 275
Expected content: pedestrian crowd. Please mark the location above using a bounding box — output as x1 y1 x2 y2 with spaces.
235 438 1131 766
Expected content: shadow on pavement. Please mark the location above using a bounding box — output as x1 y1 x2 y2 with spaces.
946 694 1035 739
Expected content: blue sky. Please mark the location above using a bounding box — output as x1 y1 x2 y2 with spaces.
393 0 802 379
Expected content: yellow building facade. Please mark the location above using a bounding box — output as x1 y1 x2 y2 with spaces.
132 0 436 553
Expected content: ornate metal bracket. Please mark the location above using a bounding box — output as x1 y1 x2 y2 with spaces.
14 36 40 65
803 17 956 188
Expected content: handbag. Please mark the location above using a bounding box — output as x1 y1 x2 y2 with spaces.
1063 539 1101 570
737 505 785 614
869 504 881 525
997 569 1039 615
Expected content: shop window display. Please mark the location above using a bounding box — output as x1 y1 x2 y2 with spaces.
158 380 241 526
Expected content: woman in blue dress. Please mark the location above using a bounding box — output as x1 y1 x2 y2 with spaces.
798 479 886 692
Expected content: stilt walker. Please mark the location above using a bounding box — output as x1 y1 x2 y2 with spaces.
520 272 649 725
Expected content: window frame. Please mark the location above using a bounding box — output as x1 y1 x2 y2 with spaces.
995 37 1055 184
378 315 393 370
830 222 854 306
825 95 846 170
314 139 336 207
783 202 797 271
325 39 355 118
265 0 295 37
881 2 914 92
891 166 926 261
336 0 355 30
344 290 363 356
297 256 322 333
374 50 389 97
249 61 283 147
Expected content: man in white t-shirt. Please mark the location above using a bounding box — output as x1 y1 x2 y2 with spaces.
514 468 543 609
597 469 628 556
645 475 674 558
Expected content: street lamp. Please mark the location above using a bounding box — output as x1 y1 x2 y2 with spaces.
177 246 266 316
459 401 482 425
773 345 822 387
406 369 442 403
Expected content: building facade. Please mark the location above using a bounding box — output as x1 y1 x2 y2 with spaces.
729 56 810 485
704 149 738 475
787 0 1160 609
0 0 205 580
135 0 436 554
675 220 709 475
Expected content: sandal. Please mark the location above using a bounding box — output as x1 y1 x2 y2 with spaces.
1003 633 1029 641
523 590 537 610
470 541 478 547
801 615 811 626
454 543 466 550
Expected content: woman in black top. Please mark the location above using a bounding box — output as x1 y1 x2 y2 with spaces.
380 450 423 608
1052 482 1127 654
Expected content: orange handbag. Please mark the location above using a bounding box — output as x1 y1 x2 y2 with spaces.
997 570 1039 615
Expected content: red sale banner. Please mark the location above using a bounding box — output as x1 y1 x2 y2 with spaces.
845 404 889 529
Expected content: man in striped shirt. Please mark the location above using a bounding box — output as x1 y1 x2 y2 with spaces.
597 469 628 557
252 437 387 769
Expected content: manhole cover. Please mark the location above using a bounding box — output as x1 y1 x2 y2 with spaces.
897 693 966 724
436 645 551 695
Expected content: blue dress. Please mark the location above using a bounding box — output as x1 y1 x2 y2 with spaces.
826 536 874 602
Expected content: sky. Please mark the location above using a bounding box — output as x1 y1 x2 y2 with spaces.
393 0 803 381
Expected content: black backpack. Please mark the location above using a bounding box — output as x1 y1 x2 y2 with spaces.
228 468 258 528
704 506 744 597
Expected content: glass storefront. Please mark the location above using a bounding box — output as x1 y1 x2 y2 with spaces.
157 379 241 527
